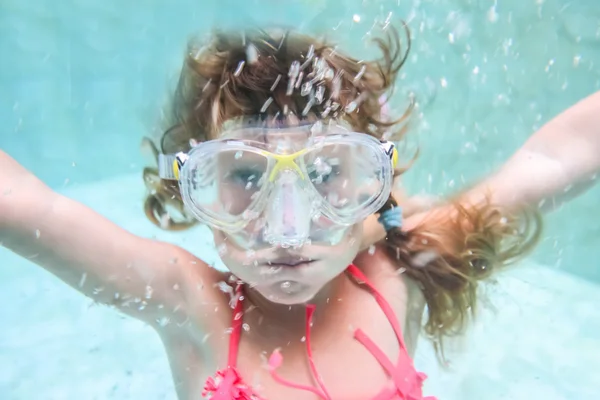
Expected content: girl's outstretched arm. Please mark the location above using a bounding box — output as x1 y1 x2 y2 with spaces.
464 90 600 212
0 150 210 327
361 90 600 250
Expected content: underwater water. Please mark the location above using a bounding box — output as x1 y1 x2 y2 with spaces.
1 0 599 398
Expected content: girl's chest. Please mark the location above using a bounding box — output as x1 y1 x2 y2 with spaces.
197 281 420 399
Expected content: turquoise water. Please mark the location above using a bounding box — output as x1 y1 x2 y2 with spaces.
1 0 599 398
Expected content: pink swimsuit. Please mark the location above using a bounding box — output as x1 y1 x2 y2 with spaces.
202 264 437 400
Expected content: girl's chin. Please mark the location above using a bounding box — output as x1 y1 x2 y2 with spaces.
257 280 321 305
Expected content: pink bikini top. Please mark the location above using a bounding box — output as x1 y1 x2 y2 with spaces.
202 264 437 400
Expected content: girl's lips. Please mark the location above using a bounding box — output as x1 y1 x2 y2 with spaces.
266 258 316 267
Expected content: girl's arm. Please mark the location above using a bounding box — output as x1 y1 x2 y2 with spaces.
0 150 209 327
464 90 600 212
361 90 600 249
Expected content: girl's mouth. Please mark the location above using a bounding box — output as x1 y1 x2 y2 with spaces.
266 258 316 267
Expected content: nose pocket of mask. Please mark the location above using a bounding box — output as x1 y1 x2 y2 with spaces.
263 169 312 247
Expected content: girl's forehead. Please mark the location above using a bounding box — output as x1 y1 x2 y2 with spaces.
220 127 318 154
219 117 353 141
216 121 352 154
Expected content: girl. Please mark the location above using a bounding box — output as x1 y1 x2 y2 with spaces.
0 26 539 399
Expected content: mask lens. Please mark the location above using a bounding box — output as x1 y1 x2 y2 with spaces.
183 148 269 221
302 141 386 217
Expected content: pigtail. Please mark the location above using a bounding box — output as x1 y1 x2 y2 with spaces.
376 195 541 359
141 137 198 231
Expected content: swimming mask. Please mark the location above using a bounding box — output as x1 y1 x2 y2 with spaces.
158 121 398 247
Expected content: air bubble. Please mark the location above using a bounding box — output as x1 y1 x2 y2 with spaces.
279 281 301 294
261 97 273 113
538 198 547 208
302 99 315 116
331 73 342 99
306 45 315 61
287 61 301 95
281 281 291 289
246 44 259 64
315 86 325 104
217 281 233 295
301 82 313 96
325 69 334 81
295 72 305 89
368 245 376 255
159 214 170 229
353 65 366 82
234 61 245 76
93 286 105 295
35 229 41 239
229 293 241 309
78 273 87 288
412 251 439 267
487 6 498 23
145 285 153 299
345 101 357 113
235 151 243 159
270 75 282 91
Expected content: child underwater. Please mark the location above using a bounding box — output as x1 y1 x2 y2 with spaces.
3 25 599 399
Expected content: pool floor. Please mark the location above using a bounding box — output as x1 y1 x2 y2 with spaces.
0 174 599 399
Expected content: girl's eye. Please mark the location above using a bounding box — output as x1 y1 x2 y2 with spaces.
308 158 339 184
230 168 263 187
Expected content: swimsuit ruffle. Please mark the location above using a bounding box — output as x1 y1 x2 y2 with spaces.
203 367 264 400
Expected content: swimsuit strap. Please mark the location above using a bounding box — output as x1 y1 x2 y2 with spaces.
346 264 408 350
267 264 411 400
250 265 435 399
227 284 244 368
202 284 265 400
348 264 438 400
267 304 332 400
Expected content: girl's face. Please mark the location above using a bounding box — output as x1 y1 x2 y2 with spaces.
206 124 368 304
212 222 362 305
184 121 392 304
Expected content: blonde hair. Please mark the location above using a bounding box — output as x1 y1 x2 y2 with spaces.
142 25 541 358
